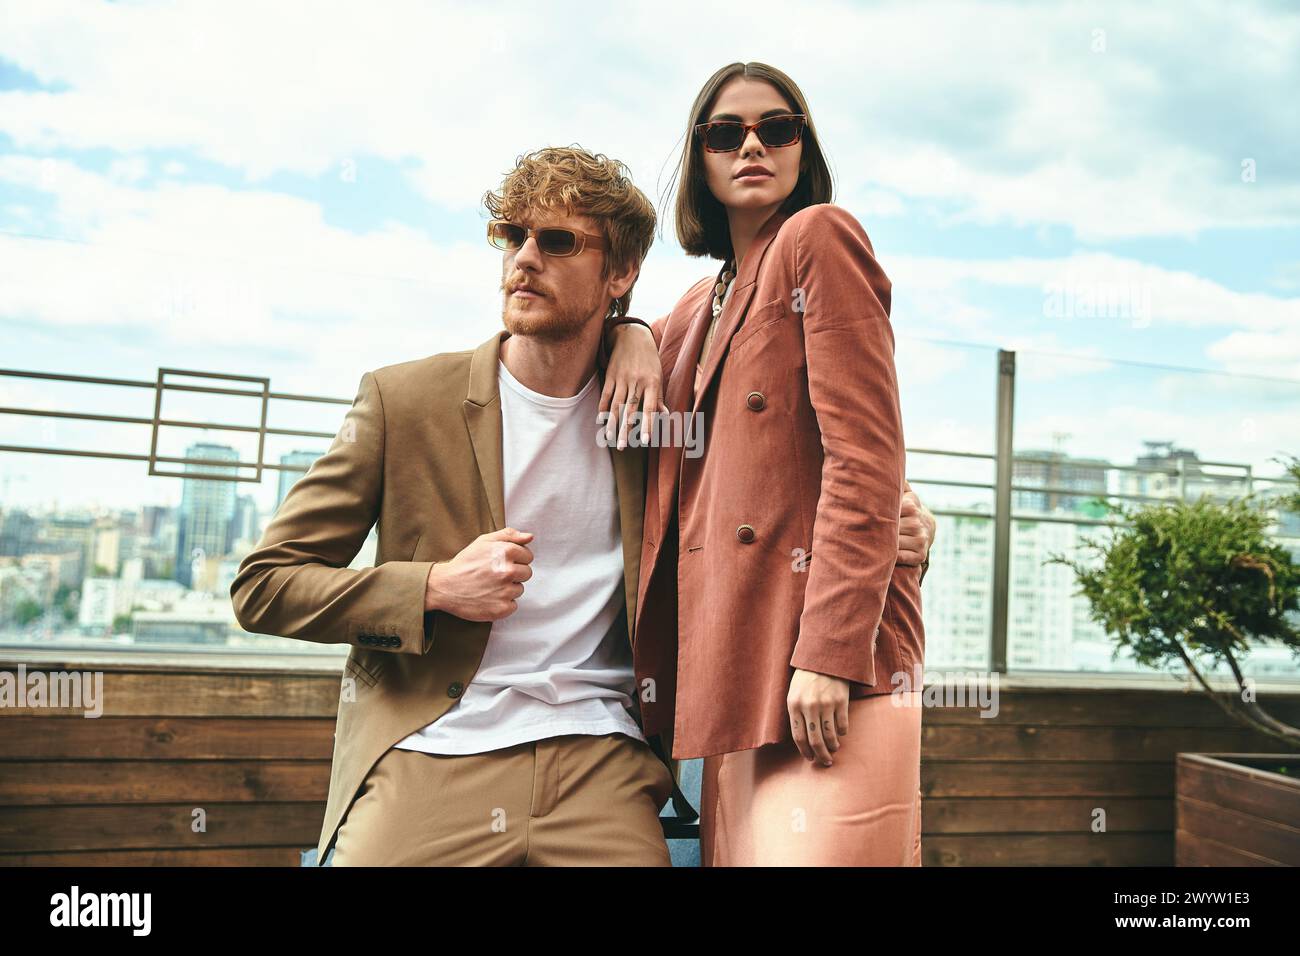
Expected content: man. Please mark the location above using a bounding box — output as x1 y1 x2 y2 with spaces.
230 145 935 866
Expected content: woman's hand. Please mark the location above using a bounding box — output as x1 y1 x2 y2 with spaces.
897 482 936 566
599 320 664 450
787 668 851 766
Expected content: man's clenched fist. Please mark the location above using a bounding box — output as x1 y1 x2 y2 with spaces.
424 527 534 622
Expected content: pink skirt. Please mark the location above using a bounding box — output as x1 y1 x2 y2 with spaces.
700 691 923 866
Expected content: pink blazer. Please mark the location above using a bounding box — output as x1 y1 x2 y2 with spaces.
633 202 924 760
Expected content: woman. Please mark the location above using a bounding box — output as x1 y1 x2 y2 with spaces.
602 62 927 866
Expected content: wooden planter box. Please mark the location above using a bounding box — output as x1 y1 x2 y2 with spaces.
1176 753 1300 865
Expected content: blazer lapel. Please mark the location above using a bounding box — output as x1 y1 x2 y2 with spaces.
462 330 644 643
608 437 646 645
656 291 712 548
463 330 508 531
651 209 790 546
692 208 790 412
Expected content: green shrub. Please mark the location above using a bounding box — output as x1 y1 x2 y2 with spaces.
1048 455 1300 748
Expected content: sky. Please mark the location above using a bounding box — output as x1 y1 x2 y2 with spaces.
1 0 1298 515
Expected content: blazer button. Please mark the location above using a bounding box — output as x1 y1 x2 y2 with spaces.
746 390 766 411
447 681 464 698
736 524 755 543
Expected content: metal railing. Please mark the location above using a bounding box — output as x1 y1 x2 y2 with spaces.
0 366 346 478
900 350 1299 674
1 351 1298 675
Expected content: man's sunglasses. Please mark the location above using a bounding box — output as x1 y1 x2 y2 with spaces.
693 113 807 153
486 219 607 258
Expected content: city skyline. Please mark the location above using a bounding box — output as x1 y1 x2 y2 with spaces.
3 432 1296 679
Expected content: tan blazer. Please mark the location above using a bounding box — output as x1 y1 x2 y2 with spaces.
229 330 678 864
634 202 924 760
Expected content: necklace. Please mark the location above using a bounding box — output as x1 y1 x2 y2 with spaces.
712 259 736 319
699 259 736 370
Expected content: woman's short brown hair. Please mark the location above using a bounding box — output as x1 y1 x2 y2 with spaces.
483 145 657 320
668 62 834 261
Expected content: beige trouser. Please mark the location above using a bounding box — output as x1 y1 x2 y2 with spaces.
331 731 675 866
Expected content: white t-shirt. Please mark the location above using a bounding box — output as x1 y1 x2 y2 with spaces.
391 359 645 755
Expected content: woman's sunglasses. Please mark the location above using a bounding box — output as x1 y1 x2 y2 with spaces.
693 113 807 153
486 220 607 258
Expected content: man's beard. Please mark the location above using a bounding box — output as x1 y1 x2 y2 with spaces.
501 287 603 343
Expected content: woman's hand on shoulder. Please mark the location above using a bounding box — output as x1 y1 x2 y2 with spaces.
599 319 665 450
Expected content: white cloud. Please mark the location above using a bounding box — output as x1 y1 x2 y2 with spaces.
887 250 1300 378
1206 328 1300 380
0 153 712 394
1 0 1296 237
